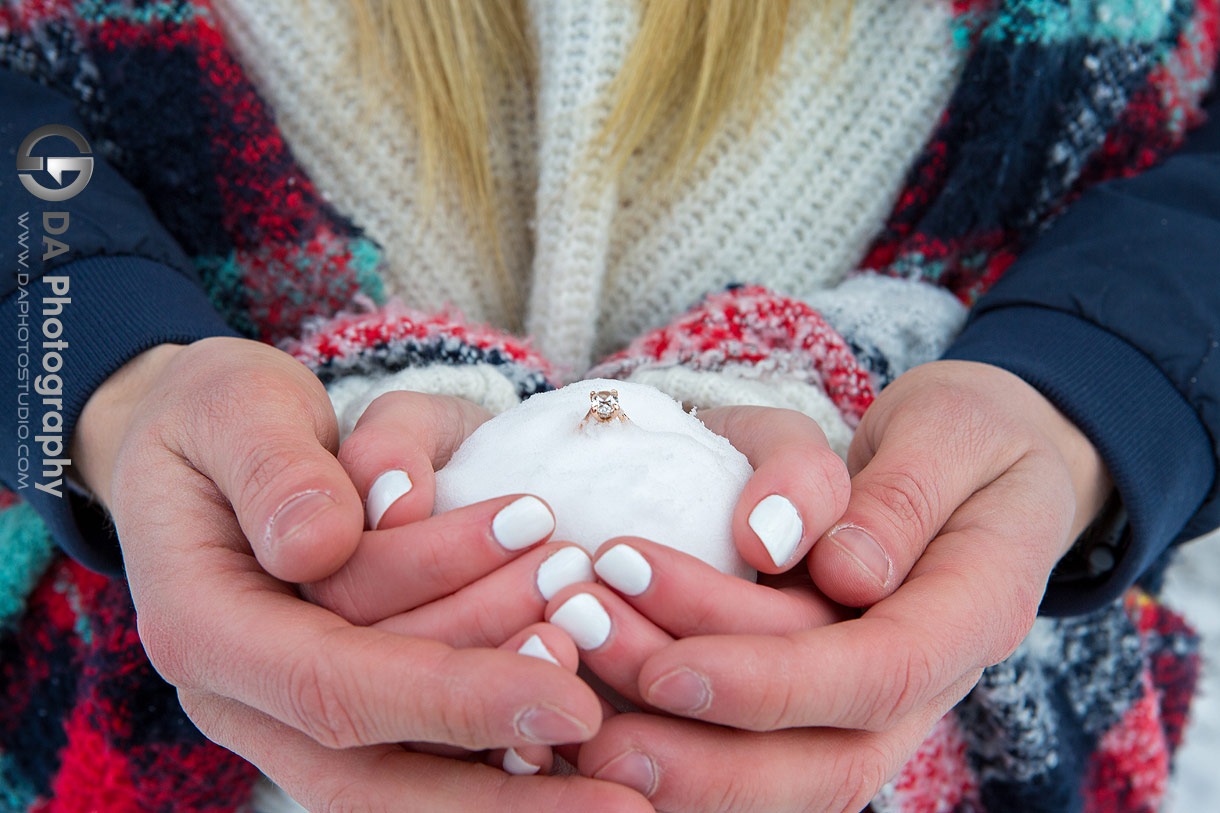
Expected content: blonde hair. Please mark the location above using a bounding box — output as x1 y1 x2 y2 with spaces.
353 0 833 257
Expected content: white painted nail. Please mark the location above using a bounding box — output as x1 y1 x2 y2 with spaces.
367 470 412 530
517 634 561 666
550 593 611 650
493 496 555 551
594 544 652 596
503 747 541 776
536 547 593 600
748 494 804 567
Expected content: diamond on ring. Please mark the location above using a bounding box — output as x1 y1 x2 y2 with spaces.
580 389 630 429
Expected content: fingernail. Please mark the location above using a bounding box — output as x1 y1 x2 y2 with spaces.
748 494 805 567
550 593 611 650
828 524 892 587
515 704 591 744
594 544 652 595
646 668 711 714
367 470 412 529
536 547 593 600
268 491 334 548
594 750 657 798
503 747 541 775
517 634 561 666
493 496 555 551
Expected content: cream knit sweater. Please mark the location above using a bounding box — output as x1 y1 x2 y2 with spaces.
212 0 969 449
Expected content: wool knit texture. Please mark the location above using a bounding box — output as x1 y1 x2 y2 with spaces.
213 0 966 382
0 0 1217 811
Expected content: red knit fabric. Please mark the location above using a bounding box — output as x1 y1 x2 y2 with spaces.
591 285 877 425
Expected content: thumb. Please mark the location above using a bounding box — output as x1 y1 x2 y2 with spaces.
181 358 363 583
809 407 1014 607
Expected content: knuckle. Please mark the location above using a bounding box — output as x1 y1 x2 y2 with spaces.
992 590 1039 662
868 470 938 543
335 427 375 474
825 742 894 813
788 446 851 511
401 532 465 606
186 368 267 425
136 612 192 687
234 443 282 505
415 526 457 580
670 593 725 637
337 419 415 480
286 645 369 748
922 379 986 423
180 364 323 456
704 777 764 813
303 570 375 626
928 385 1016 462
363 389 426 420
409 650 494 748
176 377 242 448
435 694 485 749
464 594 514 647
894 647 936 721
825 456 854 514
863 645 935 732
234 442 323 519
316 776 391 813
175 690 220 741
547 776 639 813
427 397 478 467
747 672 799 732
336 441 384 486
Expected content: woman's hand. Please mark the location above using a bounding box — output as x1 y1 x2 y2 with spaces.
551 362 1111 810
301 389 620 774
73 337 650 812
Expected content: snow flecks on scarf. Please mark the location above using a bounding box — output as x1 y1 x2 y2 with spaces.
0 552 259 811
863 0 1219 304
0 0 388 345
589 285 877 427
872 591 1199 813
0 0 1212 810
284 300 558 401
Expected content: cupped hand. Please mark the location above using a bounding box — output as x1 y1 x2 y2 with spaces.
551 362 1112 811
303 388 624 775
73 338 649 812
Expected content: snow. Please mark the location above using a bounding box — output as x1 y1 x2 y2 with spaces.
434 378 756 580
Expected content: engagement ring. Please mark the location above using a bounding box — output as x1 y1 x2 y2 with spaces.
580 389 630 429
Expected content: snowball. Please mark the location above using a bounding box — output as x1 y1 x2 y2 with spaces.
435 378 756 581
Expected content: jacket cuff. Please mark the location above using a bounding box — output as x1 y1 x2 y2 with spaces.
941 305 1214 616
0 255 240 574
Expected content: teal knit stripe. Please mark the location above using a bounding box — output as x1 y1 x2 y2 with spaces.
195 232 387 340
74 0 212 25
0 503 54 636
0 752 40 813
352 236 388 305
195 253 259 339
983 0 1182 45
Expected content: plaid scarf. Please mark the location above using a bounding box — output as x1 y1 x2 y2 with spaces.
1 0 1215 810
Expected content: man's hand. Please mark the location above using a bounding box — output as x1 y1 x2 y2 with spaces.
548 362 1111 811
74 338 650 812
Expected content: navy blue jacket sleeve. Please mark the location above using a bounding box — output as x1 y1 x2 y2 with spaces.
1 69 239 574
943 90 1220 616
